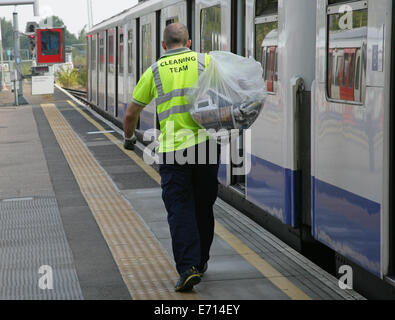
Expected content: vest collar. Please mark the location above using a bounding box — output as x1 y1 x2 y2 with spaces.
161 47 191 58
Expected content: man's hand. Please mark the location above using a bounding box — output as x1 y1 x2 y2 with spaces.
123 102 143 151
124 135 137 151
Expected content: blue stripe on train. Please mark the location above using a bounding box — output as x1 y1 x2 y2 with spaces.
246 155 300 227
218 164 227 185
312 177 381 277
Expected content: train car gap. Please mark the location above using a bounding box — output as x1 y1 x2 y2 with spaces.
389 1 395 277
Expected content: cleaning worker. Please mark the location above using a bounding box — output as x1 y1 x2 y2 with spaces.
123 23 220 292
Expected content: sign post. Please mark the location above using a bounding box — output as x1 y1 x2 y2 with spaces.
0 18 6 92
0 0 40 105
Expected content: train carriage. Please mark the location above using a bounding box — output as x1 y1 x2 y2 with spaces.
86 0 395 298
313 0 392 280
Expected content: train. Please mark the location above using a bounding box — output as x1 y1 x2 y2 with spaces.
86 0 395 299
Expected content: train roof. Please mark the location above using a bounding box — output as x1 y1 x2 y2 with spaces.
89 0 186 33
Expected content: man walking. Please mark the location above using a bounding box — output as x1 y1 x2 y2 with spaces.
123 23 219 292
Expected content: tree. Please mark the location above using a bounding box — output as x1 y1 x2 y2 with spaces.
1 17 29 52
39 15 84 46
78 25 87 43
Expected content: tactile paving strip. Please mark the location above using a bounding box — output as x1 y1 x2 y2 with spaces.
41 103 198 300
0 197 83 300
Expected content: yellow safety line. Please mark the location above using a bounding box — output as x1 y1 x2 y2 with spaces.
41 103 198 300
215 224 311 300
66 100 312 300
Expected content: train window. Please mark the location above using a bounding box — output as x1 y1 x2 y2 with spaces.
91 38 96 71
342 53 349 88
99 38 105 72
255 22 277 66
355 56 360 90
166 17 179 26
349 53 355 89
255 0 278 17
200 5 221 53
327 3 368 103
328 51 333 86
255 20 278 93
255 0 278 93
128 30 133 75
335 55 342 87
40 31 60 56
262 47 277 92
119 33 124 74
108 34 115 74
142 23 152 73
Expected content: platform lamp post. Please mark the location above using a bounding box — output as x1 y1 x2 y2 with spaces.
86 0 93 31
0 0 40 105
0 18 6 92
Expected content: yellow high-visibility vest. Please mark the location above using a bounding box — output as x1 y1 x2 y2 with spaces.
133 47 211 153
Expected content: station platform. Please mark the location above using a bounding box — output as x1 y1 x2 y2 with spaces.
0 82 366 300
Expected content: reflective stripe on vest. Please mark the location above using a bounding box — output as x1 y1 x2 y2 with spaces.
157 104 192 122
152 53 206 120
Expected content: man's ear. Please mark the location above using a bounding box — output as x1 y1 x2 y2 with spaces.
186 40 192 49
162 41 167 51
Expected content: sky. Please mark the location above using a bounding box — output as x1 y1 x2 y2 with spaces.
0 0 138 35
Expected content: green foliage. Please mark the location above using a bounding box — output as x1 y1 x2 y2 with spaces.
56 66 78 88
76 66 86 88
72 46 87 68
56 65 86 89
21 61 32 77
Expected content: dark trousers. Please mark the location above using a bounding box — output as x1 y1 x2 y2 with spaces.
159 143 220 275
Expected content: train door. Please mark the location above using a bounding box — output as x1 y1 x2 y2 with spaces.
229 0 247 193
117 25 126 120
245 0 281 207
312 0 394 279
389 0 395 281
160 1 187 57
245 0 316 229
107 28 117 117
91 34 98 106
195 0 232 185
98 31 107 111
138 13 157 132
125 20 137 119
87 35 91 101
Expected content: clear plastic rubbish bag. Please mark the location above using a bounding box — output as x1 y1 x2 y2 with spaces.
188 51 267 133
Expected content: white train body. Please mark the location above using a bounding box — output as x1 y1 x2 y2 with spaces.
86 0 395 296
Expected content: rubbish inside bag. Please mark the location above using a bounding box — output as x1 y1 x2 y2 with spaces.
188 51 267 132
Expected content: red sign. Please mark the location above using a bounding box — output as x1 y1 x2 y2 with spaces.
37 28 64 64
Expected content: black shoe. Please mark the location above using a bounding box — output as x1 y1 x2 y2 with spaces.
197 263 208 277
175 267 201 292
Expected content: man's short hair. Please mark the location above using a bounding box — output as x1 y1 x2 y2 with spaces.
163 23 189 48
